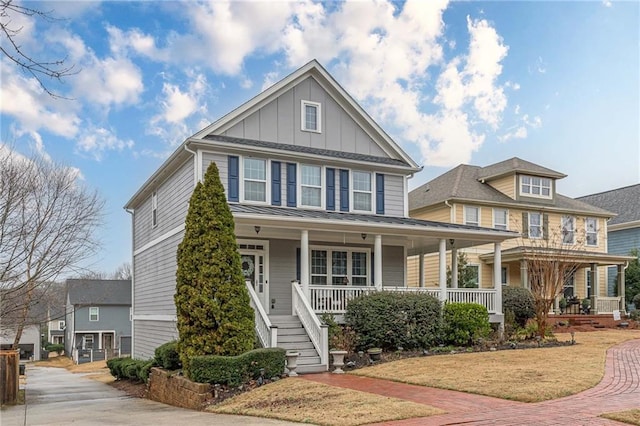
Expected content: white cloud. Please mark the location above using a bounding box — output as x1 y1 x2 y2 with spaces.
498 126 527 143
498 114 542 142
75 126 134 161
602 0 612 7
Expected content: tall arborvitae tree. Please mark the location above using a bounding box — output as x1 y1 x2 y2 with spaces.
175 162 255 377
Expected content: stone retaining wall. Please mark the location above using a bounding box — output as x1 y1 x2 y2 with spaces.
148 368 212 410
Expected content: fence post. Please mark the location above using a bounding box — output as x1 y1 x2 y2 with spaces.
1 350 19 405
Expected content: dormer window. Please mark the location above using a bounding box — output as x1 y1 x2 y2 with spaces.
520 175 551 199
301 100 321 133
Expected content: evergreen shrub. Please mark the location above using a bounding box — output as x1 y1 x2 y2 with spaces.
502 286 535 327
442 303 491 346
154 340 181 370
189 348 285 386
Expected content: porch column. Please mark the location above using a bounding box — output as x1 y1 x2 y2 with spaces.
591 263 599 314
520 260 529 290
301 230 310 299
618 264 626 311
438 239 447 302
419 253 425 288
451 248 459 289
494 242 502 315
374 235 383 290
98 332 103 350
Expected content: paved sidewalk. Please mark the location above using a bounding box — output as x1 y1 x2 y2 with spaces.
302 338 640 425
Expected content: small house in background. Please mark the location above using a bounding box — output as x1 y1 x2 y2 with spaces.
47 305 67 346
65 279 132 363
0 325 42 361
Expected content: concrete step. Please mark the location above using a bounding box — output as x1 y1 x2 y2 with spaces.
298 356 321 365
270 315 301 324
278 334 313 344
278 342 315 351
274 322 305 329
295 364 327 374
277 328 308 336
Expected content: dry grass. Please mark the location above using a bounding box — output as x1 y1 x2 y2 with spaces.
601 409 640 425
36 357 114 383
208 377 443 426
352 330 640 403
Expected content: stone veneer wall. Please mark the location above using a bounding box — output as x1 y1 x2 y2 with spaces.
148 367 212 410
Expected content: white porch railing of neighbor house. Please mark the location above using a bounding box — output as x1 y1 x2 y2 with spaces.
292 282 328 367
246 281 277 348
596 297 621 314
309 285 498 314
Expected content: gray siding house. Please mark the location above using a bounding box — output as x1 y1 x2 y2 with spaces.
65 279 132 362
125 60 515 371
578 184 640 299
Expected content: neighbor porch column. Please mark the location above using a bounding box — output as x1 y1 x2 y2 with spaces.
451 247 459 289
618 264 626 311
301 230 310 299
419 253 425 288
374 235 383 290
591 263 599 314
494 242 502 315
98 332 103 350
520 260 529 290
438 239 447 302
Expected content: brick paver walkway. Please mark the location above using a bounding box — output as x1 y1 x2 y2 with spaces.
302 339 640 425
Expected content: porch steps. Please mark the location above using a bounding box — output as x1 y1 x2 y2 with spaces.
270 315 327 374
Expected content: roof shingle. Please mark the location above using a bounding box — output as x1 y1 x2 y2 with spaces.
577 184 640 225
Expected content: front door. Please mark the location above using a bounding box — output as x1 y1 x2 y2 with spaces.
240 249 268 313
103 333 114 350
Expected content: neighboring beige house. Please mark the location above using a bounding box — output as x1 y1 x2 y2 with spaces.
408 157 631 314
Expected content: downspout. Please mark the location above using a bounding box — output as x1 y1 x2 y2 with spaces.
184 142 199 184
444 200 453 222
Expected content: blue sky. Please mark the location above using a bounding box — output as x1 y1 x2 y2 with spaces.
1 0 638 275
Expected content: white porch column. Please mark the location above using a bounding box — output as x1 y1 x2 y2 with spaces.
419 253 425 288
494 242 502 314
618 264 626 311
591 263 599 314
98 332 103 350
301 230 310 299
438 239 447 302
451 247 459 289
520 260 529 290
374 235 383 290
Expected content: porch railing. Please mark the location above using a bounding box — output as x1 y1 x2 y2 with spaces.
292 282 328 367
246 281 277 348
596 297 621 314
446 289 497 313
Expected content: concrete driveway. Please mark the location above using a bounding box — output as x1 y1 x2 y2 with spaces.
1 365 301 426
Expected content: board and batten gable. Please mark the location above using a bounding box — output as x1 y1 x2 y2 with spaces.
223 76 388 157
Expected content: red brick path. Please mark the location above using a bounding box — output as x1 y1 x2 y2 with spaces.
301 339 640 425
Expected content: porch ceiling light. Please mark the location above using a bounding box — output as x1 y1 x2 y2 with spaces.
361 233 367 240
449 239 455 247
255 226 261 234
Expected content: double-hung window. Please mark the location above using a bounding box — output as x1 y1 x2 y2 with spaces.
352 171 372 212
561 216 575 244
89 307 99 322
464 206 480 226
310 247 370 286
301 100 321 132
585 217 598 246
528 212 542 239
520 175 551 198
151 191 158 227
300 165 322 208
83 335 94 349
243 158 267 202
493 208 508 230
58 321 65 330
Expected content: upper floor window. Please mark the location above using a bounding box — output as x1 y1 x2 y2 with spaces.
561 216 575 244
89 307 99 322
493 208 508 230
352 171 372 212
300 164 322 208
151 191 158 228
243 158 267 202
464 206 480 226
520 175 551 199
528 212 542 239
58 320 65 330
585 217 598 246
301 100 321 133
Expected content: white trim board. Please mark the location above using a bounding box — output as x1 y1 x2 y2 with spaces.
133 224 185 256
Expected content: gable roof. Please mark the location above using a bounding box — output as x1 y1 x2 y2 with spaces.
66 279 131 306
577 184 640 226
477 157 566 181
409 162 612 216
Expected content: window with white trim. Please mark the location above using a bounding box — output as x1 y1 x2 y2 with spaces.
352 171 373 212
467 264 480 287
300 164 322 207
83 335 94 349
464 206 480 226
493 208 508 230
586 270 593 298
563 273 575 298
528 212 542 239
501 266 508 285
89 307 99 322
585 217 598 246
151 191 158 227
310 247 370 286
243 158 267 202
561 216 575 244
58 320 65 330
520 175 552 198
301 100 321 132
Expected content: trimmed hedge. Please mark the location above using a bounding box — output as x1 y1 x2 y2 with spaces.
442 303 491 346
107 357 153 383
45 343 64 354
189 348 285 386
502 286 535 327
154 340 181 370
345 291 442 351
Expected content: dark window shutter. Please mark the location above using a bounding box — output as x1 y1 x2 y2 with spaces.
326 168 335 211
543 213 549 240
522 212 529 238
287 163 297 207
296 247 301 281
271 161 281 206
376 173 385 214
340 169 349 212
371 252 375 285
228 156 239 202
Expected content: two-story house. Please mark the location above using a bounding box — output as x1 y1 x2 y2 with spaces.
47 305 66 346
125 60 515 371
409 157 632 314
65 279 132 363
577 184 640 304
